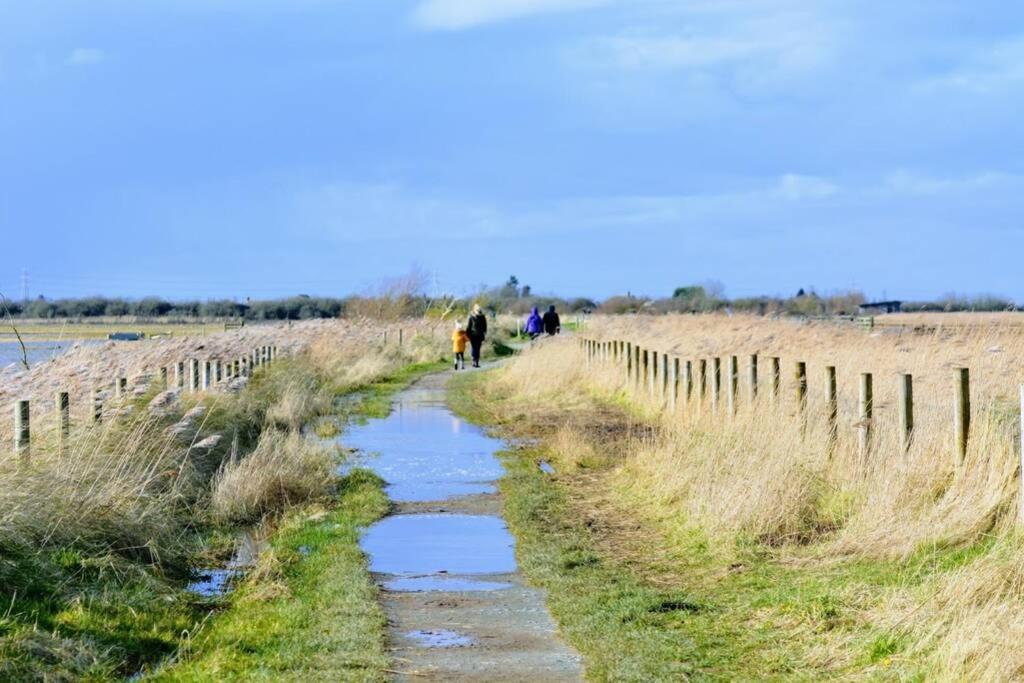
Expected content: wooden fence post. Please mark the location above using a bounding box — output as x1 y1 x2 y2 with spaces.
92 388 103 423
711 357 721 414
660 353 669 404
697 359 707 411
56 392 69 455
795 361 807 429
649 351 659 398
641 349 649 393
747 354 758 405
726 355 738 417
770 357 781 403
825 366 838 451
954 367 970 464
899 374 914 455
14 400 30 459
670 357 679 413
159 367 168 386
859 372 873 460
682 360 693 413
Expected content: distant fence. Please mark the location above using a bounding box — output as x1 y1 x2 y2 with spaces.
7 345 280 461
578 336 1021 520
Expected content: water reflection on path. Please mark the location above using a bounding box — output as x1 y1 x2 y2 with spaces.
346 376 583 680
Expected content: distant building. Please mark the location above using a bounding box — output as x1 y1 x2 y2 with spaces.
858 300 902 314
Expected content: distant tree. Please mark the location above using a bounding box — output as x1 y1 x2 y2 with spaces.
521 285 531 298
796 288 806 298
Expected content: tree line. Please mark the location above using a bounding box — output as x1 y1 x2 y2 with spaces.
1 279 1017 322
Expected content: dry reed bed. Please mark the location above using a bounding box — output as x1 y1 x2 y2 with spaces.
0 318 449 445
497 316 1024 680
0 319 448 573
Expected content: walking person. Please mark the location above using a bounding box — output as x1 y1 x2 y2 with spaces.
524 306 544 340
466 303 487 368
542 304 561 336
451 322 468 370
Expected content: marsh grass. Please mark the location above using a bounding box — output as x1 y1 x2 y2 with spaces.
0 322 450 679
462 316 1024 680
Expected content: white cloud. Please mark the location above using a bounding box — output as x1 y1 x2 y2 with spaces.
565 6 839 94
411 0 612 30
917 37 1024 94
66 48 105 66
289 173 846 244
777 174 837 200
882 170 1021 196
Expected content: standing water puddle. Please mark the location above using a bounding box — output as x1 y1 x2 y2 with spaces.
187 528 268 598
344 375 582 680
343 387 505 502
362 514 516 575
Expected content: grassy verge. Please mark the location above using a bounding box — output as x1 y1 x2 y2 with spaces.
150 469 390 682
0 331 451 680
450 368 1000 681
148 355 448 681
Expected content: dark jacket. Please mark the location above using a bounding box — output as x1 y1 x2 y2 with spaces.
467 312 488 340
542 308 561 335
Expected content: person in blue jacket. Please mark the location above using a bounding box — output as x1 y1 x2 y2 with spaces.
524 307 544 339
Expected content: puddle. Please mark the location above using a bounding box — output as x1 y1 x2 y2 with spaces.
362 514 516 575
341 392 505 502
405 629 475 648
187 527 268 598
539 460 555 474
350 380 583 680
187 568 238 597
384 576 513 592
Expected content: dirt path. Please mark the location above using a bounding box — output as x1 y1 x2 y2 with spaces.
347 371 582 681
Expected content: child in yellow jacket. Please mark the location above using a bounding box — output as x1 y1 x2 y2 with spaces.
451 323 469 370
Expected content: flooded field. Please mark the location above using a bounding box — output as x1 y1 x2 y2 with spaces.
0 340 89 368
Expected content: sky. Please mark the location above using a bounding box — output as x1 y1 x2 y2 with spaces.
1 0 1022 302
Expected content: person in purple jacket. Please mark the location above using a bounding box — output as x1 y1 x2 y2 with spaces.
524 307 544 339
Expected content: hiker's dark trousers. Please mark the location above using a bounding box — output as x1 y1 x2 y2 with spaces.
469 337 483 364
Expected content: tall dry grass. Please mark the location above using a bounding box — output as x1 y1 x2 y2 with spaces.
495 315 1024 679
0 319 450 579
212 431 338 525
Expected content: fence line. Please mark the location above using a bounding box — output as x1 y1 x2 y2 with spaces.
576 336 1024 520
8 343 286 463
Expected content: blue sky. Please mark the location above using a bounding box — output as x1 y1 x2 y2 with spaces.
1 0 1022 302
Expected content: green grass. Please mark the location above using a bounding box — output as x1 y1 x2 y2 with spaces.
0 349 448 681
343 359 450 420
449 371 983 681
150 469 390 682
147 357 448 680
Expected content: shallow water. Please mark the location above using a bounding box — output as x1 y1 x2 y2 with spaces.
342 389 505 502
362 514 516 575
187 528 268 598
0 340 95 368
405 629 475 648
351 377 583 680
384 576 514 592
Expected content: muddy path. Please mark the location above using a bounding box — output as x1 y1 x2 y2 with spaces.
342 371 583 681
